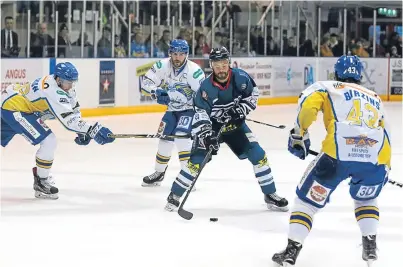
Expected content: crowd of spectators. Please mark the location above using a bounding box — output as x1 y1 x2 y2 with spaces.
1 12 402 59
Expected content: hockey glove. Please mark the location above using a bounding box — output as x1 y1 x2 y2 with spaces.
288 128 311 160
88 122 115 145
155 88 170 105
195 124 220 154
226 103 250 122
74 133 91 146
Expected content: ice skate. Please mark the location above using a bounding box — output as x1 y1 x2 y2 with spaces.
362 235 377 266
142 169 166 187
165 192 180 212
32 167 59 199
272 239 302 266
265 193 289 211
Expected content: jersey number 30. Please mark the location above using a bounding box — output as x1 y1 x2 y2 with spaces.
346 99 379 129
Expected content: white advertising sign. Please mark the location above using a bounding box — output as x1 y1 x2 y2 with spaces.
270 57 317 97
318 58 389 95
1 59 47 92
232 58 273 97
390 58 402 95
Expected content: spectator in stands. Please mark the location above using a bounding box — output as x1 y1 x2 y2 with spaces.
212 32 222 49
157 30 171 56
73 32 92 47
390 46 400 58
330 33 343 57
114 34 126 58
72 32 93 57
131 32 147 57
146 32 164 58
194 30 201 45
284 37 297 56
368 38 386 57
57 23 72 57
97 26 112 58
352 41 369 57
130 23 142 42
1 16 19 58
177 28 193 52
267 36 278 55
176 28 187 40
195 34 210 56
222 34 229 48
29 23 54 57
320 37 333 57
389 32 400 51
299 39 315 57
397 37 402 57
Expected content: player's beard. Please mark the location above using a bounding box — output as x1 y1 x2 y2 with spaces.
172 59 185 68
216 71 228 81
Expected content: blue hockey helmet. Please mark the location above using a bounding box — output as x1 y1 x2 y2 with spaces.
54 62 79 81
169 39 189 54
334 55 363 83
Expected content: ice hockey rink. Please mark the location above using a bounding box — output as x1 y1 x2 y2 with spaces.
1 103 402 267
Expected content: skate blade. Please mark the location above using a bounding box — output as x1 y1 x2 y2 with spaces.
267 203 289 212
35 191 58 200
273 261 291 267
366 259 376 267
141 181 162 187
164 203 178 212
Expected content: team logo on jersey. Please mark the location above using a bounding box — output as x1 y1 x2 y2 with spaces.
333 82 345 89
59 97 69 104
172 83 193 99
202 91 208 100
306 181 330 205
344 135 378 147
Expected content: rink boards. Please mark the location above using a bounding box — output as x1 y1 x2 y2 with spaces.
1 57 401 117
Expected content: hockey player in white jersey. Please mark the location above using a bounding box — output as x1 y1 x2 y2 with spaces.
140 39 205 187
1 62 115 199
272 55 391 266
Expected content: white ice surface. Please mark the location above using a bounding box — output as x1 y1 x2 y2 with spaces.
1 103 402 267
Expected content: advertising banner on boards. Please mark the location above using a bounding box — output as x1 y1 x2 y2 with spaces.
232 58 273 97
390 58 402 95
99 60 115 106
270 57 317 97
1 59 46 91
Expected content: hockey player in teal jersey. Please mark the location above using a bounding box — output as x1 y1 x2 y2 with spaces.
164 47 289 211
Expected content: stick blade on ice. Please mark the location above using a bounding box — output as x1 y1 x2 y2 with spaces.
178 208 193 220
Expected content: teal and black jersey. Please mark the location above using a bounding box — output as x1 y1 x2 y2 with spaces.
192 68 259 131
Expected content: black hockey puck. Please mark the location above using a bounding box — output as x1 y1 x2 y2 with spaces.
210 218 218 222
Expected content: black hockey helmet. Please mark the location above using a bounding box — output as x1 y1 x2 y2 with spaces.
209 47 230 62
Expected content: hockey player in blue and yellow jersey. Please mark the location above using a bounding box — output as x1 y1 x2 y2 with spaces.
272 55 391 267
164 47 289 211
1 62 115 199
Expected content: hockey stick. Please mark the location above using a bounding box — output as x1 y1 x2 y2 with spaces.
178 123 227 220
108 133 191 139
246 118 286 129
308 149 403 188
